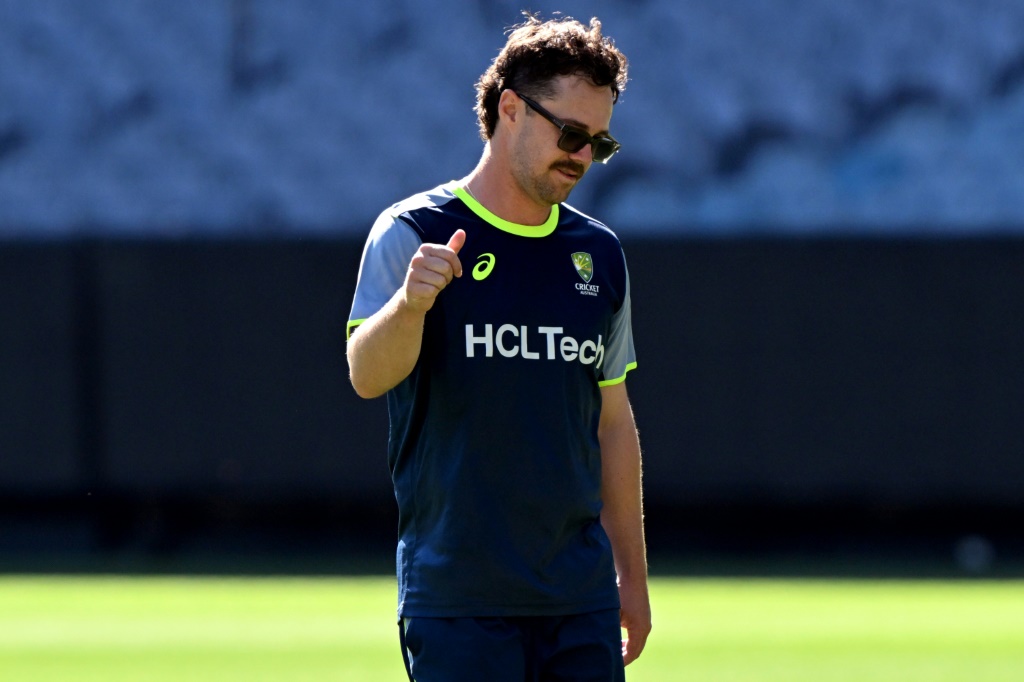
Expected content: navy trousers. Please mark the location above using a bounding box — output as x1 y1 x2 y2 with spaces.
399 609 626 682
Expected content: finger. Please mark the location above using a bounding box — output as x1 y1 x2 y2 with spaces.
403 268 450 311
447 229 466 254
422 249 462 280
445 230 465 277
622 629 649 666
620 610 651 667
416 250 459 282
416 243 462 279
409 267 451 291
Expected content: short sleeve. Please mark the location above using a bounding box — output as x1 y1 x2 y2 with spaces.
347 212 422 339
598 259 637 386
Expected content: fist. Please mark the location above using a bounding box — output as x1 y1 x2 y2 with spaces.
403 229 466 312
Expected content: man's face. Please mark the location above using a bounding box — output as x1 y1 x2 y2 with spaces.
509 75 616 208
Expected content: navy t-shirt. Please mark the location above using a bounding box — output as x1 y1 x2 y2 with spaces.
349 181 637 618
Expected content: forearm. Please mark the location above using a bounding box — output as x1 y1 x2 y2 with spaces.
598 384 651 664
347 290 427 399
599 423 648 584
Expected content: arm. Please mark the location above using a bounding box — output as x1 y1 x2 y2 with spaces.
347 229 465 398
598 381 651 666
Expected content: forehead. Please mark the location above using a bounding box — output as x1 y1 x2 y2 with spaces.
543 75 615 134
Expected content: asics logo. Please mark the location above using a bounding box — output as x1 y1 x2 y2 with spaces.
473 253 496 281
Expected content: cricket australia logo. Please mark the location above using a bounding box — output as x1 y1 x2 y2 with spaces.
571 252 599 296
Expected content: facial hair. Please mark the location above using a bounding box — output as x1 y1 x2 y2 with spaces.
514 147 588 207
545 158 589 205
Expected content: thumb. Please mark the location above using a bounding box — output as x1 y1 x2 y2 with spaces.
447 229 466 254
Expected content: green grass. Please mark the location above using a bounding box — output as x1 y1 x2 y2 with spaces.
641 579 1024 682
0 576 403 681
1 576 1022 681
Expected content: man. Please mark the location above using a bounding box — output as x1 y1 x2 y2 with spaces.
347 14 650 681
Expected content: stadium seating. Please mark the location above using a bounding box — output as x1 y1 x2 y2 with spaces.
1 0 1024 236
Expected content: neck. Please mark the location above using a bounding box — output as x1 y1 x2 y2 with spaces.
462 145 553 227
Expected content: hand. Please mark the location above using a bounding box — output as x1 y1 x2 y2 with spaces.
403 229 465 312
619 580 652 666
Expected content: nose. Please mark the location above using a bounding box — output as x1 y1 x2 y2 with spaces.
568 143 593 165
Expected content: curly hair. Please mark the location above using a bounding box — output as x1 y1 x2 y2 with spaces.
474 14 629 141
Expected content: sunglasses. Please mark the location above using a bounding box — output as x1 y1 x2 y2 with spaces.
514 92 622 164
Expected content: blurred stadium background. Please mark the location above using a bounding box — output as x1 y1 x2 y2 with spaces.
2 0 1024 577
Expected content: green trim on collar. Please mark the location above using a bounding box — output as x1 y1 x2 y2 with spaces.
451 183 559 237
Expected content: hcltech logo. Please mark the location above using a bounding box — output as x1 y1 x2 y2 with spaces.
465 324 605 368
571 252 599 296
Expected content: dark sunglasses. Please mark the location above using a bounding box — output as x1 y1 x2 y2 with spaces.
514 92 622 164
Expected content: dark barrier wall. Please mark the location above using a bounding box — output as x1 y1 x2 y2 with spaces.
2 238 1023 519
90 241 389 497
625 239 1024 510
0 244 81 492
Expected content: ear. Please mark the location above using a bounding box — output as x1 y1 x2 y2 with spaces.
497 90 520 128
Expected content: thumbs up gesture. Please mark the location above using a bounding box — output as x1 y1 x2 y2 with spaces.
403 229 466 313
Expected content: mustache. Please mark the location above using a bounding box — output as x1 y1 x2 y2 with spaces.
551 161 586 178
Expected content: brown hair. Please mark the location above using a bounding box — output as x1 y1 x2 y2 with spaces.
474 14 628 140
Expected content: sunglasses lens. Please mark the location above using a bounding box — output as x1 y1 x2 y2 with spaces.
557 129 591 154
592 139 619 163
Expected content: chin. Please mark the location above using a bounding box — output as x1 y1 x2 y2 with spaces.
535 178 575 206
538 189 571 206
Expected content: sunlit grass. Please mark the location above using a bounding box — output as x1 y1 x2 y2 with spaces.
0 576 405 682
635 579 1024 682
1 576 1022 681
